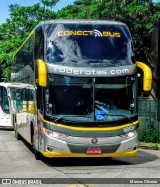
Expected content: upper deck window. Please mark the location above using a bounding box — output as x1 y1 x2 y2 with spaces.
45 23 135 67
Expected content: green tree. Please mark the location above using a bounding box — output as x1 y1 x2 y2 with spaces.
40 0 59 10
0 3 57 81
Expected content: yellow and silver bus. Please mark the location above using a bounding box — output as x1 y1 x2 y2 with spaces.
11 20 152 160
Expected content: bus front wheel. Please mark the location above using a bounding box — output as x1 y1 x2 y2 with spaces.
14 120 21 140
32 133 42 160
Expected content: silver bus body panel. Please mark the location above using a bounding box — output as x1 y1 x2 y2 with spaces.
39 132 138 154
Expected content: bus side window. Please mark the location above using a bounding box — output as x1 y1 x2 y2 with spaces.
26 89 34 102
0 86 8 110
0 86 3 103
15 89 23 111
34 27 44 60
3 96 9 112
0 86 9 113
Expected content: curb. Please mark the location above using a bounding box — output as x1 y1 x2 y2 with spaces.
138 142 160 150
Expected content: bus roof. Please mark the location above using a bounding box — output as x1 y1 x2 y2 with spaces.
35 19 126 29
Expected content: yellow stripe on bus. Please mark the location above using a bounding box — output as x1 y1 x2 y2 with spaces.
40 115 139 131
13 31 35 57
41 150 138 158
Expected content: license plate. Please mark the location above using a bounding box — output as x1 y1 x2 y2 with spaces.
86 148 102 155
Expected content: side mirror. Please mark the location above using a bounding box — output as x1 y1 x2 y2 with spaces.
37 59 47 87
136 61 152 91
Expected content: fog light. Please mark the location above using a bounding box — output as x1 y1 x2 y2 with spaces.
47 146 53 152
133 146 137 150
47 145 63 152
125 145 137 151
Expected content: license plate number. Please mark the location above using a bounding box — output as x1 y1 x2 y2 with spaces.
86 148 102 155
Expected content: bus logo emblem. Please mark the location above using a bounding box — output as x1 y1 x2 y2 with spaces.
93 30 103 37
91 138 98 144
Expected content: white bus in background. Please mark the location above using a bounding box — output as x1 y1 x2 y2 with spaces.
0 82 25 129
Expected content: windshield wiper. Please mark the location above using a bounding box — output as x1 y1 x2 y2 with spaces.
54 115 92 123
54 116 68 123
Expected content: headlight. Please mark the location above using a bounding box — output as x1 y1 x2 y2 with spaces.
43 128 68 139
120 130 137 138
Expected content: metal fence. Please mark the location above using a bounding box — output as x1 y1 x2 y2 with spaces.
138 97 160 135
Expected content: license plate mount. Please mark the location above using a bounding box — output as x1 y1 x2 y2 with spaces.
86 148 102 155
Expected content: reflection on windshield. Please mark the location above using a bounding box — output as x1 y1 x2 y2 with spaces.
46 75 137 122
45 24 135 67
94 77 137 121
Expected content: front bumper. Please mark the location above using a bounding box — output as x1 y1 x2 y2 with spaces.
42 150 138 158
39 133 138 158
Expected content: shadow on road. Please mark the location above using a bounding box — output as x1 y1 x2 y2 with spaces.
0 128 14 131
42 149 159 167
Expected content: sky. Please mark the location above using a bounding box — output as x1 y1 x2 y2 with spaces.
0 0 75 24
0 0 159 25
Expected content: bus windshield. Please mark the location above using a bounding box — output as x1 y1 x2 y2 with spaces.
46 75 137 122
45 24 135 67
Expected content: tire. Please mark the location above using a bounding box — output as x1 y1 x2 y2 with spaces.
32 132 42 160
15 130 21 140
14 119 21 140
12 115 15 130
106 157 112 160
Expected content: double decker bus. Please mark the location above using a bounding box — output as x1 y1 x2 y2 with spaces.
11 20 152 159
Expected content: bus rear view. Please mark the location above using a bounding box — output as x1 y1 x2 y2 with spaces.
12 20 152 159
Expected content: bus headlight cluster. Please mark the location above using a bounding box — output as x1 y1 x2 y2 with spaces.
120 130 137 139
43 127 68 139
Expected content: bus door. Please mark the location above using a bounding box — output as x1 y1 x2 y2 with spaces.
15 88 25 136
15 88 35 142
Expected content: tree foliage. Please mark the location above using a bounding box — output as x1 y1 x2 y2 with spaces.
40 0 59 10
0 0 159 81
0 3 56 81
57 0 160 65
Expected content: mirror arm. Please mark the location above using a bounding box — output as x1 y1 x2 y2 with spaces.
136 61 152 91
37 59 47 87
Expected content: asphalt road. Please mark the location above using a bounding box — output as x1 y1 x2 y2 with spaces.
0 130 160 187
